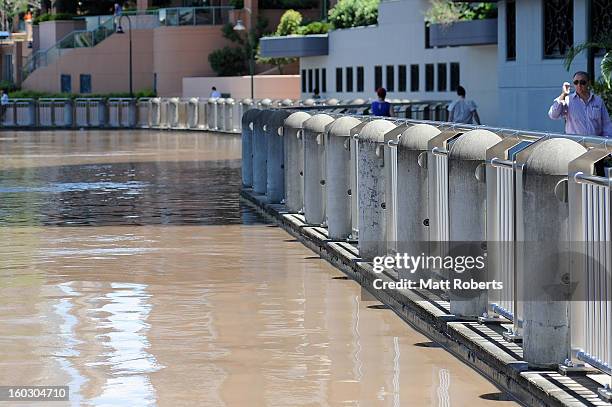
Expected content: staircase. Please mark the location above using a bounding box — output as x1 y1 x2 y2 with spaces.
23 16 117 80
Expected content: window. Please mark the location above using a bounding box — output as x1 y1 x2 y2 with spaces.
386 65 394 92
315 68 320 92
410 64 419 92
425 23 432 49
593 0 612 54
398 65 407 92
437 63 447 92
450 63 460 91
357 66 364 92
2 54 12 81
60 74 71 93
336 67 343 92
374 65 382 91
301 69 307 92
543 0 573 58
506 0 516 60
80 74 92 94
425 64 434 92
322 68 327 92
346 67 354 92
308 69 313 92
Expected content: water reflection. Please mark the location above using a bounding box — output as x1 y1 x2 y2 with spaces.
0 131 515 406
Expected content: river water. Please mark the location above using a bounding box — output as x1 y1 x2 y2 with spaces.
0 130 516 406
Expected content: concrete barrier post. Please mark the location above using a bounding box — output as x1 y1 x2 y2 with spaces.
357 119 397 261
252 109 274 195
516 138 587 368
393 124 441 279
266 110 291 203
283 112 311 213
325 116 362 240
241 108 261 188
447 130 502 318
302 114 334 225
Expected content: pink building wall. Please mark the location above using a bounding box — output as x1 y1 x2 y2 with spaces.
183 75 300 99
23 25 233 96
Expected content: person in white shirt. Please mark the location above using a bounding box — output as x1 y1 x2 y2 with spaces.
210 86 221 98
0 90 8 122
447 85 481 125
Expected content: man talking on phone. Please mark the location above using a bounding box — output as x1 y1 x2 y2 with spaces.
548 71 612 137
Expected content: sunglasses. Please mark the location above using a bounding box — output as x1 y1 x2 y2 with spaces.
573 80 588 85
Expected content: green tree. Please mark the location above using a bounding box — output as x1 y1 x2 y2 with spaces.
275 9 301 35
328 0 378 30
0 0 40 31
208 46 248 76
564 36 612 111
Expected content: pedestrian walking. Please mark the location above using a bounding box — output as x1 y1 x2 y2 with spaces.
371 87 394 117
548 71 612 137
447 85 481 124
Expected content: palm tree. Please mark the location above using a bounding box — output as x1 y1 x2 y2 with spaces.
564 36 612 86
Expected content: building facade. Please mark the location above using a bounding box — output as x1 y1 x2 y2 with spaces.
265 0 609 132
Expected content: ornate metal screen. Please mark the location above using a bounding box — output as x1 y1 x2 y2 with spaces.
543 0 574 58
592 0 612 44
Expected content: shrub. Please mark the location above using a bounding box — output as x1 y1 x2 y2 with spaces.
229 0 244 9
328 0 379 30
296 21 330 35
424 0 497 26
275 10 303 36
209 47 247 76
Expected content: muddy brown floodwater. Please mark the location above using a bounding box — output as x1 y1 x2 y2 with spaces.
0 130 517 406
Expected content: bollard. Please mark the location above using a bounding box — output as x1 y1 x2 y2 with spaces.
241 108 261 188
446 130 502 318
217 98 226 131
283 111 311 213
252 109 275 195
302 114 335 225
266 110 292 203
325 116 362 240
187 98 199 129
168 98 180 128
302 98 316 107
280 99 293 107
516 137 587 368
390 124 441 279
150 98 161 128
325 98 339 106
357 119 397 261
224 98 235 131
207 98 218 130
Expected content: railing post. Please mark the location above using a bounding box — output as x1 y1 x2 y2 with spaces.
325 116 362 240
283 111 311 213
302 114 335 225
446 129 502 318
356 119 397 261
252 109 274 195
516 137 587 368
392 124 441 280
266 110 291 203
241 108 261 188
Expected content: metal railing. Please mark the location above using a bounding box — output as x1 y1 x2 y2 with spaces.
243 108 612 397
0 97 450 134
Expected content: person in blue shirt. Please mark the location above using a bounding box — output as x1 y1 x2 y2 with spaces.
370 87 394 117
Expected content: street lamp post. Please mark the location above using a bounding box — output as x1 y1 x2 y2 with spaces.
233 12 254 99
116 15 133 98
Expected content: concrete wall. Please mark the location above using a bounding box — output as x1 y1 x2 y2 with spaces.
182 75 300 99
153 25 233 96
24 29 155 94
497 0 597 133
38 20 86 53
299 0 500 125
